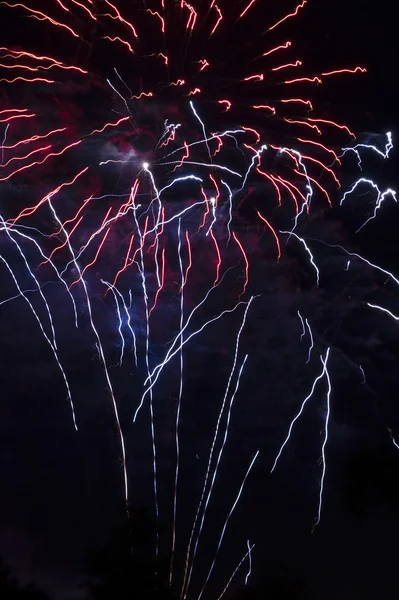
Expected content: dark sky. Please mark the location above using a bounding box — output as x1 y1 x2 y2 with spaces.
1 1 399 599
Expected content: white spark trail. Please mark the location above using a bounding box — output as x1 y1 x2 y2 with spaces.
271 348 331 474
197 450 259 600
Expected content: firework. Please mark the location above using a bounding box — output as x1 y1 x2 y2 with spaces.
0 0 395 597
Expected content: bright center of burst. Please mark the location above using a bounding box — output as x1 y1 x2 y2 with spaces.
143 162 149 170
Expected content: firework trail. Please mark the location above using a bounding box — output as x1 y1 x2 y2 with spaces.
0 0 395 596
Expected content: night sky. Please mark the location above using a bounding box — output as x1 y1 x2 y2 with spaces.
1 1 399 599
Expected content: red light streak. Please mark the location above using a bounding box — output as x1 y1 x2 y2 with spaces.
253 105 276 114
241 127 261 143
50 195 93 237
149 248 166 315
146 9 165 33
262 42 291 57
212 136 223 156
284 76 321 85
10 168 88 224
210 4 223 35
297 138 341 164
103 0 138 38
110 232 135 289
232 232 249 297
272 61 302 72
321 67 367 77
183 231 192 287
0 62 39 71
301 154 341 188
256 167 282 206
281 98 313 110
239 0 258 19
70 227 111 290
0 140 82 182
243 74 263 82
268 1 307 32
150 53 168 65
103 36 134 53
198 59 209 71
131 91 153 99
0 76 55 84
173 142 190 171
284 118 321 134
69 0 97 20
209 174 220 206
181 1 197 30
0 2 80 37
307 118 355 138
0 128 67 151
39 216 84 267
198 187 209 231
87 116 130 136
210 229 221 285
1 144 51 168
0 112 35 123
294 169 332 207
131 216 149 265
256 211 281 261
218 100 231 112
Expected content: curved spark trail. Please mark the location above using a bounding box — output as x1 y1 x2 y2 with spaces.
0 0 396 596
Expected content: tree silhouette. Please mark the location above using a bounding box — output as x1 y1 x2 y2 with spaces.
0 556 49 599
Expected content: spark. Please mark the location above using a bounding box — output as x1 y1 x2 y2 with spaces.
314 348 332 529
197 447 259 600
221 180 233 242
243 73 264 82
210 229 222 285
0 112 36 123
253 104 276 114
218 100 232 111
272 60 302 72
359 365 366 384
367 302 399 323
0 251 78 430
103 36 134 53
190 101 211 162
284 76 322 85
182 301 254 597
281 98 313 109
262 41 291 57
216 543 256 600
0 76 55 84
271 348 330 474
239 0 258 19
268 1 307 32
0 2 80 37
256 211 281 261
297 310 306 340
0 127 67 151
281 231 320 286
321 66 367 76
305 318 314 363
245 540 253 586
307 118 355 138
170 220 185 585
232 232 249 296
146 9 165 32
210 4 223 35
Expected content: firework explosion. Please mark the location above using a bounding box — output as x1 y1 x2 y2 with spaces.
0 0 396 598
